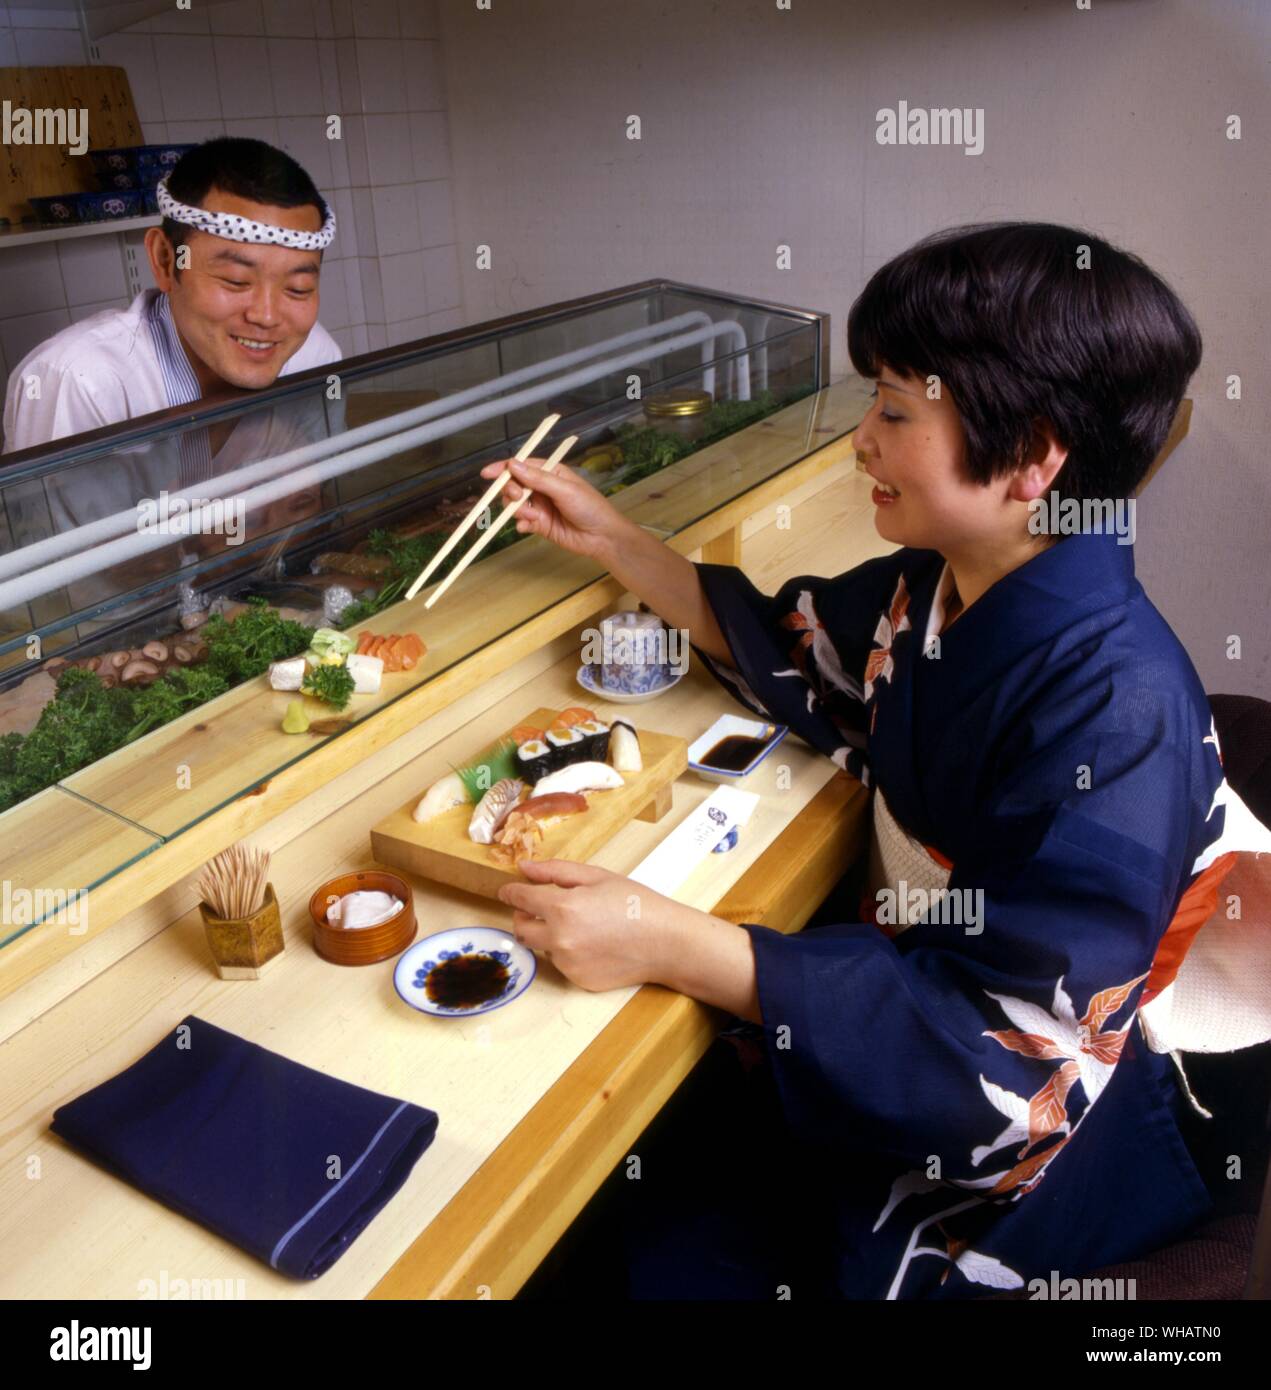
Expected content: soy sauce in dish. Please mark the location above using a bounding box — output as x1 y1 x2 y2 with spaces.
701 733 768 772
425 953 510 1009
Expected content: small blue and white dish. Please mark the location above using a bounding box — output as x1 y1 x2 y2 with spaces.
393 926 536 1018
576 660 684 704
688 713 788 783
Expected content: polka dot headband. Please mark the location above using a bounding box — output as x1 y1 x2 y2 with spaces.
155 176 336 250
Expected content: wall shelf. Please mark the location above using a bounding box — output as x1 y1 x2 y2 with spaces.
0 214 158 249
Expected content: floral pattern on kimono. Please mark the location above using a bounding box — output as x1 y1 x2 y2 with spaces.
873 969 1149 1296
863 574 911 703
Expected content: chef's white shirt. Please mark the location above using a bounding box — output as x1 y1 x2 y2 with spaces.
2 287 342 456
1 289 346 626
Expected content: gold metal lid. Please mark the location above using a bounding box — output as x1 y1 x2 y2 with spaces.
643 388 712 418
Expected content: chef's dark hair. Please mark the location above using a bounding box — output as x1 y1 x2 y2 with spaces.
847 222 1201 501
160 137 328 271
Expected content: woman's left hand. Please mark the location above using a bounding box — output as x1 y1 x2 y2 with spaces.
497 858 694 992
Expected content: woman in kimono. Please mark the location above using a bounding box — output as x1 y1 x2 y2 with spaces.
483 223 1268 1299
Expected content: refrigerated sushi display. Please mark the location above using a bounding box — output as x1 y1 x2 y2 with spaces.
0 279 864 946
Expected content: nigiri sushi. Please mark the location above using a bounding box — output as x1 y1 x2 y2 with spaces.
412 770 467 823
609 719 642 772
517 790 588 825
468 777 526 844
533 760 624 797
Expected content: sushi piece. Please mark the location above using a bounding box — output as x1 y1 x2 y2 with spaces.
557 705 596 726
412 770 467 823
517 791 588 824
609 719 642 773
509 723 546 744
534 760 625 797
545 724 587 770
516 737 553 785
574 718 610 761
468 777 526 844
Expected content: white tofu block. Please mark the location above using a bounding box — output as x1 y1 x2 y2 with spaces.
346 653 383 694
269 657 307 691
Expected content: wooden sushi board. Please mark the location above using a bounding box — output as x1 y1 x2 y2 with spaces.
370 708 687 900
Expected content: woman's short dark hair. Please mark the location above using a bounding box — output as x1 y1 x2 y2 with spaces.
160 136 329 271
847 222 1202 501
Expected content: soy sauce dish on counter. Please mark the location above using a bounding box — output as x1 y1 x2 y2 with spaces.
393 927 536 1018
688 714 787 782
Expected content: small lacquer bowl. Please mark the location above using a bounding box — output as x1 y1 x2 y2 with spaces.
310 870 416 966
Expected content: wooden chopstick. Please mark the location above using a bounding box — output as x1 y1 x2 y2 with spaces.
424 434 578 610
404 412 561 602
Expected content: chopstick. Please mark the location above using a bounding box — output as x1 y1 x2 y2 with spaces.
424 433 578 610
404 412 560 602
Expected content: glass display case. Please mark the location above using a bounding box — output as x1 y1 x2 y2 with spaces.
0 279 865 949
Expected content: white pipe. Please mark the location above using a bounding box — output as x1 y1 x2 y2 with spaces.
0 320 752 611
0 310 734 585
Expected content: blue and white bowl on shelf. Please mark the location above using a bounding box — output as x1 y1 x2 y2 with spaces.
393 926 535 1018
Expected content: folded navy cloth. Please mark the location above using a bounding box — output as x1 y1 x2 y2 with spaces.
50 1015 439 1280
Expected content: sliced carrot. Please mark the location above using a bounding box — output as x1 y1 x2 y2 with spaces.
356 630 373 655
404 633 425 660
370 635 389 662
386 636 408 672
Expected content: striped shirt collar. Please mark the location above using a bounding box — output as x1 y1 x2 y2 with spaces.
145 290 214 484
145 289 203 410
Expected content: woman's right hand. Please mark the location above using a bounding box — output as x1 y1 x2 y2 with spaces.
478 455 629 561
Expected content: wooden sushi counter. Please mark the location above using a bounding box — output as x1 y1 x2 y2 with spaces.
0 384 1192 1300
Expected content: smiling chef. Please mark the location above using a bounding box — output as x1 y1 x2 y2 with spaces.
3 137 342 457
1 138 345 611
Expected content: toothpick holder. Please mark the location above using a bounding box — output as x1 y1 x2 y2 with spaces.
198 883 284 979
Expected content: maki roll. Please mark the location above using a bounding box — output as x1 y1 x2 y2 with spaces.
609 719 642 773
516 738 553 785
575 718 610 762
545 724 587 770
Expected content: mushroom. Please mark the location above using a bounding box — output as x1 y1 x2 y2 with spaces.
41 656 71 678
180 610 208 631
104 650 131 672
171 640 208 666
82 656 102 673
142 640 169 664
119 658 161 687
98 672 118 690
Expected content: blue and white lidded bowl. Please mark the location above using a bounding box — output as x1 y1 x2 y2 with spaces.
596 609 674 695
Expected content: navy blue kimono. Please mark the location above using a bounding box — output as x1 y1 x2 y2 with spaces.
683 531 1234 1298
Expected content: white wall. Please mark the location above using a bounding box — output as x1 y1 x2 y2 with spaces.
435 0 1270 698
